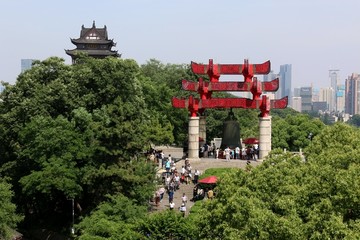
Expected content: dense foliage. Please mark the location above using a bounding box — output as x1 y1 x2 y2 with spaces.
75 122 360 239
0 57 174 235
0 179 23 239
0 55 348 239
272 110 325 151
193 122 360 239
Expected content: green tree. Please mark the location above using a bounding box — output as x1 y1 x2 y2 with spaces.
272 113 324 151
76 194 145 240
0 179 23 240
137 210 197 240
347 114 360 127
0 56 162 232
192 123 360 239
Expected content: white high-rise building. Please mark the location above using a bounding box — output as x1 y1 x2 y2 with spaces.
329 70 340 111
291 97 302 112
319 87 335 111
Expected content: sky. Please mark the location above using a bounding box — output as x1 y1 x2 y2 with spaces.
1 0 360 90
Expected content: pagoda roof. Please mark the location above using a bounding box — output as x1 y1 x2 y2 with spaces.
65 49 121 58
70 38 115 45
69 21 118 44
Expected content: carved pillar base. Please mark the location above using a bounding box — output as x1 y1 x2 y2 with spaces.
188 116 200 160
259 116 272 160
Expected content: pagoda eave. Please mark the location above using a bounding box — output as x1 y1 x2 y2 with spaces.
70 38 114 45
65 49 120 58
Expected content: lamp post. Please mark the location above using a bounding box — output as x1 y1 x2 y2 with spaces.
71 198 74 235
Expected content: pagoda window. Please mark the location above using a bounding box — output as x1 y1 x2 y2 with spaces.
86 32 100 40
87 44 98 49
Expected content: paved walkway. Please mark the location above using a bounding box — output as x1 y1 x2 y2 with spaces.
150 157 261 214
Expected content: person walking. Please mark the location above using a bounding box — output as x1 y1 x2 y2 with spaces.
224 147 231 162
179 203 186 217
169 201 175 210
181 193 188 205
235 146 240 159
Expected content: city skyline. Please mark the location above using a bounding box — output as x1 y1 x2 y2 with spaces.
1 1 360 89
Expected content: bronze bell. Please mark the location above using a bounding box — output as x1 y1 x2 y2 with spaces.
220 109 241 150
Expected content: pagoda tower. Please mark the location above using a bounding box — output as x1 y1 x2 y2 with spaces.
65 21 120 63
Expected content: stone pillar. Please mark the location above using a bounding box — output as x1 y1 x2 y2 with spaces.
188 116 200 160
199 116 206 144
259 116 272 160
199 115 206 156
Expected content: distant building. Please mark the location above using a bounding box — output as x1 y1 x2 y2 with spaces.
312 101 327 112
293 88 301 97
312 88 319 102
21 59 37 72
0 84 4 93
264 64 291 104
319 87 335 111
65 21 120 63
345 73 360 115
300 87 312 112
329 70 340 111
336 84 345 112
263 70 278 82
291 97 302 112
278 64 292 100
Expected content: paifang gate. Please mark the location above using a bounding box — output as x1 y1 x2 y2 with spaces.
172 59 288 160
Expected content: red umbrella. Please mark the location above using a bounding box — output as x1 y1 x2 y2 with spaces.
242 137 259 145
198 176 218 184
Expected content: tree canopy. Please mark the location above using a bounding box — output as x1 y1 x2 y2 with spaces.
0 55 354 239
191 122 360 239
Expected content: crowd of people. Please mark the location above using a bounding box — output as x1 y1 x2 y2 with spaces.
201 143 259 161
152 157 214 216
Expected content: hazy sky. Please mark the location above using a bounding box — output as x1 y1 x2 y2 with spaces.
1 0 360 89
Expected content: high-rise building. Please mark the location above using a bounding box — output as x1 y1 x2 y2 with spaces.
329 70 340 111
264 64 291 102
345 73 360 115
300 87 312 112
319 87 335 111
336 84 345 112
312 88 319 102
291 97 302 112
21 59 37 72
293 88 301 97
277 64 292 101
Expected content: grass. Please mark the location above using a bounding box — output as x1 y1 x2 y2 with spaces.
199 167 238 179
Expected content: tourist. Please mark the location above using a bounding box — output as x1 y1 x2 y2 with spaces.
182 193 188 205
224 146 231 162
194 169 200 184
242 147 246 160
169 201 175 210
155 191 160 206
168 188 174 203
235 146 240 159
158 187 165 202
207 189 214 200
165 158 171 172
179 203 186 217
